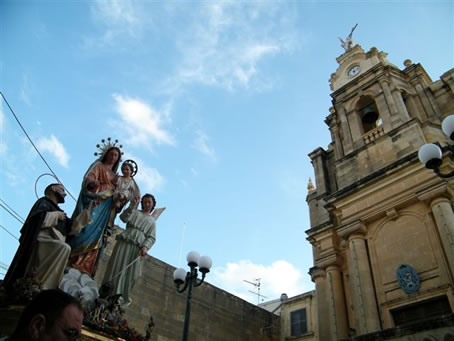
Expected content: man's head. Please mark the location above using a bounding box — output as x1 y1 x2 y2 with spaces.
11 289 83 341
44 184 66 204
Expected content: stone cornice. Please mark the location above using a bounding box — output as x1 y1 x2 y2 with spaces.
416 182 453 203
337 219 366 239
314 251 344 269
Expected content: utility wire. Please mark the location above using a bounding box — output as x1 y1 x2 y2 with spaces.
0 223 19 241
0 91 77 202
0 197 25 223
0 203 24 225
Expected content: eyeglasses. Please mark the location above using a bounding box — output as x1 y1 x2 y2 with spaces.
63 328 81 341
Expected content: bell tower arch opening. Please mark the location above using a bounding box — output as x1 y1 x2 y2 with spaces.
356 96 381 134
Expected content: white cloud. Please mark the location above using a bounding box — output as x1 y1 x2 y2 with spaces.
192 131 216 161
210 259 309 304
85 0 143 47
123 153 165 193
135 164 165 194
164 1 298 92
113 94 175 148
36 135 70 168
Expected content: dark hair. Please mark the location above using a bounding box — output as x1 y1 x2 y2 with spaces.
122 162 134 173
44 183 62 197
11 289 82 334
141 194 156 212
100 146 122 173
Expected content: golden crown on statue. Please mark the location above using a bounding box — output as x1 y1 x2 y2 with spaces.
94 137 124 157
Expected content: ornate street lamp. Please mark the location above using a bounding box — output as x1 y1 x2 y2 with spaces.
173 251 212 341
418 115 454 178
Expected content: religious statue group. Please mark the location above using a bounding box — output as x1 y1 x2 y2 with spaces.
3 138 163 306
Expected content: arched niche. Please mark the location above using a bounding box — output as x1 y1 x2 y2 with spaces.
355 95 382 134
369 210 438 288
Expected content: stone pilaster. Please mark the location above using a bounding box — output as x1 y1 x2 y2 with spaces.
337 105 354 155
347 231 381 334
417 184 454 279
415 82 437 121
346 108 365 149
392 87 410 121
327 108 344 160
326 265 349 340
429 197 454 278
379 79 398 117
310 267 330 341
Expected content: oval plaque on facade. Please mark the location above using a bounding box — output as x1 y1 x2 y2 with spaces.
396 264 420 294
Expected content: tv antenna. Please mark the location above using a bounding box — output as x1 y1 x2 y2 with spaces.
243 278 267 304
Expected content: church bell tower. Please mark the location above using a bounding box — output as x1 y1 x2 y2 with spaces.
306 33 454 340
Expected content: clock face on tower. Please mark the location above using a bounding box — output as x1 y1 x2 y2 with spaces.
348 65 360 77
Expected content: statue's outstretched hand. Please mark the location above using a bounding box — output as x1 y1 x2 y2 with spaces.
139 246 148 257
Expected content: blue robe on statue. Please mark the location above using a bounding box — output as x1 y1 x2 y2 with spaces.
67 160 117 276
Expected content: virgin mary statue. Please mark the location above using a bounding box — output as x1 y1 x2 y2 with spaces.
67 139 122 277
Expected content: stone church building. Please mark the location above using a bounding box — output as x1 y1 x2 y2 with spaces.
301 41 454 340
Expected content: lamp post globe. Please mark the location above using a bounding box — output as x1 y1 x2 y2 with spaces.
417 115 454 178
199 256 212 274
442 115 454 141
418 143 442 169
186 251 200 267
173 268 187 285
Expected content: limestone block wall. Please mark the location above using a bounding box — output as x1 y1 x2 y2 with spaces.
95 227 280 341
334 120 426 191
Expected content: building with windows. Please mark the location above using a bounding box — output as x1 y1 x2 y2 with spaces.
260 292 317 340
279 291 317 341
297 41 454 341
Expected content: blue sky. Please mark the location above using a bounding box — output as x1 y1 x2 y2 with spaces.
1 0 453 304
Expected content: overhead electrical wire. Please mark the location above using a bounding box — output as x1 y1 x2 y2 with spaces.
0 91 77 202
0 197 25 223
0 202 24 224
0 223 19 241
